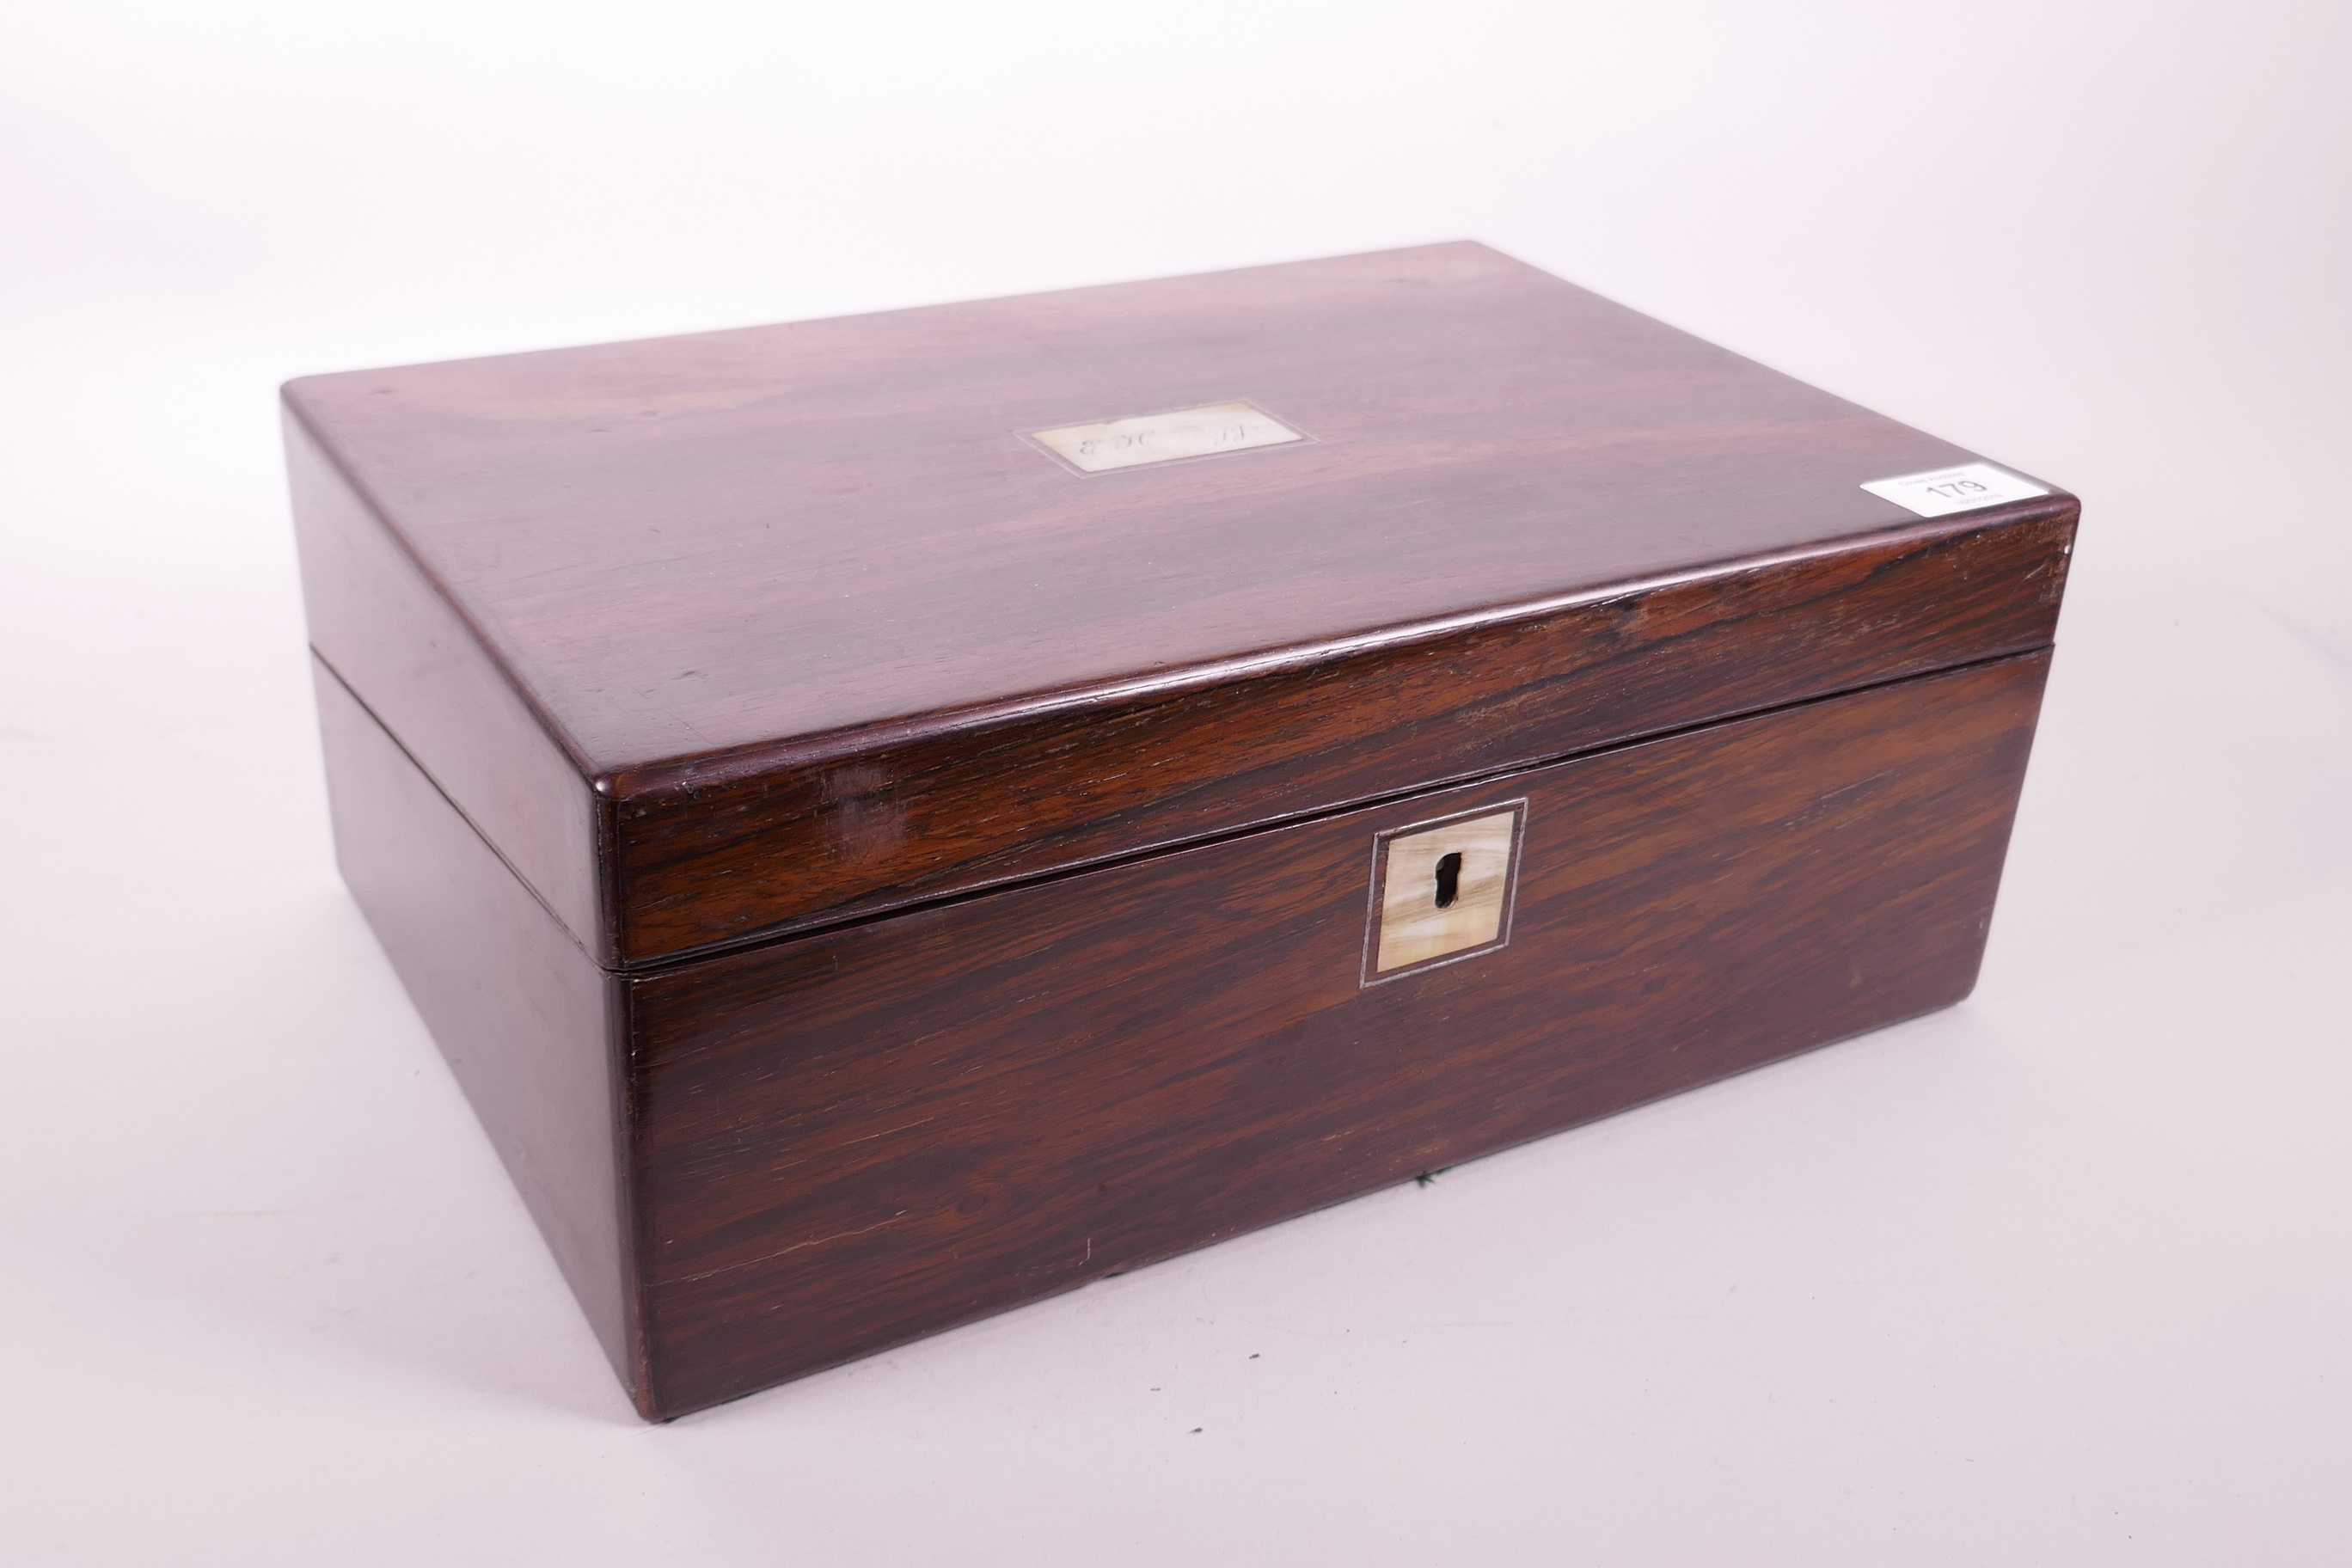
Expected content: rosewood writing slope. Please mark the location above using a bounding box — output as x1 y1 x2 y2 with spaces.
285 242 2076 1419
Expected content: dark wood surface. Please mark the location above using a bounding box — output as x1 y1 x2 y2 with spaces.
610 507 2069 960
312 658 642 1389
291 415 609 958
287 242 2075 963
622 650 2050 1419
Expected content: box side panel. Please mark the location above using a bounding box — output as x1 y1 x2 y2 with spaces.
313 658 640 1395
627 650 2050 1418
614 506 2073 962
287 407 609 962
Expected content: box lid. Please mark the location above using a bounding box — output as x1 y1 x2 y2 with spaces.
286 242 2075 968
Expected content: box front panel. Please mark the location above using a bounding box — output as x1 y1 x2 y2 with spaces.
611 507 2072 963
627 652 2049 1417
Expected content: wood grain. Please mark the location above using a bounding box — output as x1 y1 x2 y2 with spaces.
291 414 611 959
609 508 2071 960
285 241 2076 964
292 245 2074 1421
621 651 2050 1418
311 658 642 1388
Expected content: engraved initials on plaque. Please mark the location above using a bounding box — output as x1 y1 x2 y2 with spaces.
1029 401 1305 474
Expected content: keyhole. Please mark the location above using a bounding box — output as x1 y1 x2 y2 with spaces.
1433 851 1463 909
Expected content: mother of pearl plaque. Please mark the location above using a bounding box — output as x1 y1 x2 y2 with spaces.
1028 401 1305 474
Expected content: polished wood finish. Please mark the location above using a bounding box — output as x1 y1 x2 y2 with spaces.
311 658 639 1387
292 246 2074 1421
289 415 605 954
609 509 2066 960
286 241 2076 964
623 652 2049 1418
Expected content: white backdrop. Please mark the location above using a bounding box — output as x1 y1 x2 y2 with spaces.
4 3 2348 1562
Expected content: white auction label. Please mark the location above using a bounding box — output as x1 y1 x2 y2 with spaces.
1859 462 2050 518
1029 401 1305 474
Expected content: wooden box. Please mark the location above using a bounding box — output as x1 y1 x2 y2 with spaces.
285 242 2075 1419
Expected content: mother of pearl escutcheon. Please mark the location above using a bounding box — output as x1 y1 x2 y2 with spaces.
1027 401 1306 474
1363 800 1528 985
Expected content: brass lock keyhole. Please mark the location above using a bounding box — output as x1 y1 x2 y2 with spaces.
1433 851 1463 909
